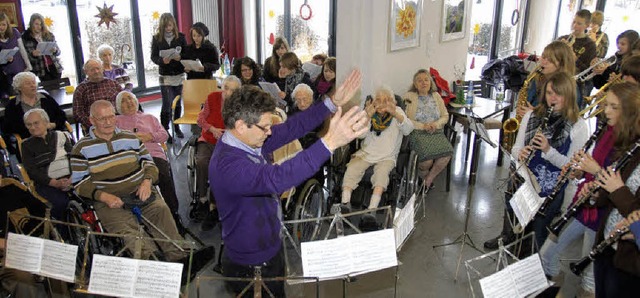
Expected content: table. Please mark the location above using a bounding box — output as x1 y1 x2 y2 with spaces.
447 97 511 185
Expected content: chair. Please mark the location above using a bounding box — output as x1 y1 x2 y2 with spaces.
443 124 457 192
39 77 71 91
452 80 490 98
171 79 218 141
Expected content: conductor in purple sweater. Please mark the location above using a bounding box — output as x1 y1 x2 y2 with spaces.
209 70 365 296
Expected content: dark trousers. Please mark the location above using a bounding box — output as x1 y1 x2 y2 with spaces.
221 248 285 297
160 85 183 129
529 190 564 247
153 157 179 214
594 248 640 298
35 184 69 220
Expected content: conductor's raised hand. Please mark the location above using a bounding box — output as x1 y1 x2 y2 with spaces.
331 69 362 107
321 106 368 152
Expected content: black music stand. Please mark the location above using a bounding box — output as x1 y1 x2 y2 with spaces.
433 116 492 282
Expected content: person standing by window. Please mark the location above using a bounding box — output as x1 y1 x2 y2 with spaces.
22 13 62 82
151 13 186 139
182 22 220 80
0 13 31 99
262 37 289 83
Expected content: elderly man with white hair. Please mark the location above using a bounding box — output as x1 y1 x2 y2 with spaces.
21 108 73 219
72 59 122 129
114 91 182 227
97 44 133 91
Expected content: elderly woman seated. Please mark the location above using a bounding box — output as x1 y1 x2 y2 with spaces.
277 52 314 114
194 75 241 231
21 108 73 220
97 44 133 91
114 91 181 224
340 87 414 216
1 72 67 140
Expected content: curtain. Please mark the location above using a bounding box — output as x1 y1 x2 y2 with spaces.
223 0 245 59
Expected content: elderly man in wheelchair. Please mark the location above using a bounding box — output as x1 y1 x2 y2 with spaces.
339 87 414 228
70 100 202 263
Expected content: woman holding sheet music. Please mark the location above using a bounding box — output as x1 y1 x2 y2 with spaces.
486 72 589 250
151 13 186 139
538 81 639 297
22 13 62 82
0 13 31 99
182 22 220 80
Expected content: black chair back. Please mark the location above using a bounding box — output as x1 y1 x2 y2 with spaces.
39 78 71 91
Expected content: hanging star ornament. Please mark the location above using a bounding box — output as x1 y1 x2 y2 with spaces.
95 3 118 29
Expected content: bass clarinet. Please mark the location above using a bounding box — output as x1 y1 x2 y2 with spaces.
570 226 629 275
547 140 640 241
538 122 606 217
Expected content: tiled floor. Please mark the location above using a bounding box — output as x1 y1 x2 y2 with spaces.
45 99 585 297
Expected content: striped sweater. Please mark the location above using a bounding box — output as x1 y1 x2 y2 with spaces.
70 128 158 201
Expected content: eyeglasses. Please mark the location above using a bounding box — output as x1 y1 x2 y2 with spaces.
253 123 272 133
93 114 116 123
241 68 252 73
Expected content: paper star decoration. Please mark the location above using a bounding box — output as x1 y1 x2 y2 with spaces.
44 16 54 28
152 11 160 20
95 3 118 29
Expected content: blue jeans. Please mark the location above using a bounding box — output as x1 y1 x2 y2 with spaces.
540 219 596 292
160 85 183 129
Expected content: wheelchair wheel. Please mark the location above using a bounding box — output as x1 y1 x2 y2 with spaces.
401 151 419 208
293 179 324 243
66 200 99 279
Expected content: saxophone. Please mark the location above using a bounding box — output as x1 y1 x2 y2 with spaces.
502 65 542 152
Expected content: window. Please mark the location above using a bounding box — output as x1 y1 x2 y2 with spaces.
555 0 579 39
259 0 333 65
496 0 528 58
602 0 640 57
20 0 173 92
465 0 496 81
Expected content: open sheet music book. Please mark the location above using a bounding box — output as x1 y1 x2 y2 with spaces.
88 254 183 298
467 115 497 148
393 194 416 250
302 62 322 79
509 164 544 228
35 42 58 56
159 47 181 59
4 233 78 283
479 254 550 298
301 229 398 280
180 59 204 71
0 47 19 64
259 81 282 101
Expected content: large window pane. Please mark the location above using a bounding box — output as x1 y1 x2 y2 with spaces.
556 0 578 38
581 0 597 11
496 0 527 58
139 2 174 88
21 2 77 83
290 0 330 62
77 1 137 88
465 0 495 81
260 1 285 65
603 0 640 57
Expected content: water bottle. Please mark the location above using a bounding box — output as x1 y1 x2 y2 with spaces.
224 55 231 75
465 83 474 107
495 81 505 103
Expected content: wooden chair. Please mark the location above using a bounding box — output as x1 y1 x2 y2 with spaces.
171 79 218 141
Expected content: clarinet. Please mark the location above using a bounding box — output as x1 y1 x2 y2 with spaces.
523 105 555 166
570 226 629 275
538 122 606 217
547 140 640 241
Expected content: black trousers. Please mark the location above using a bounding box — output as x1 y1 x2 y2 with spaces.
594 247 640 298
221 248 285 297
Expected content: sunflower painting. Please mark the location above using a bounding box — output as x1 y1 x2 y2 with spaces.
389 0 422 51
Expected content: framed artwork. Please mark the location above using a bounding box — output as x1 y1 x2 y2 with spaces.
441 0 469 42
389 0 423 52
0 3 17 27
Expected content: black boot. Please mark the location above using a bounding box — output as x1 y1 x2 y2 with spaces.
201 209 219 231
484 210 516 250
174 125 184 138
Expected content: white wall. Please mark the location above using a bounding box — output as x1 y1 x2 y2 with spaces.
336 0 471 99
523 0 559 55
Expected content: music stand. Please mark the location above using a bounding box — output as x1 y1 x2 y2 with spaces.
433 116 491 281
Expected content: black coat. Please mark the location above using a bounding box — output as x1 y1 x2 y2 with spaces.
182 40 220 80
151 33 187 76
1 92 67 138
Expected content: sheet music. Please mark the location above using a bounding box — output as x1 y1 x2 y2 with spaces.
4 233 43 273
40 239 78 283
302 62 322 79
509 172 543 229
88 255 138 297
301 229 398 280
479 254 548 298
467 115 497 148
0 47 18 64
180 59 204 71
159 48 180 59
259 82 282 101
35 42 57 56
134 259 183 298
394 194 416 250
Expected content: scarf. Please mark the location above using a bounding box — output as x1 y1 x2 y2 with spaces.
371 112 393 136
284 68 306 95
316 79 333 95
524 111 573 149
576 125 615 227
164 31 174 45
